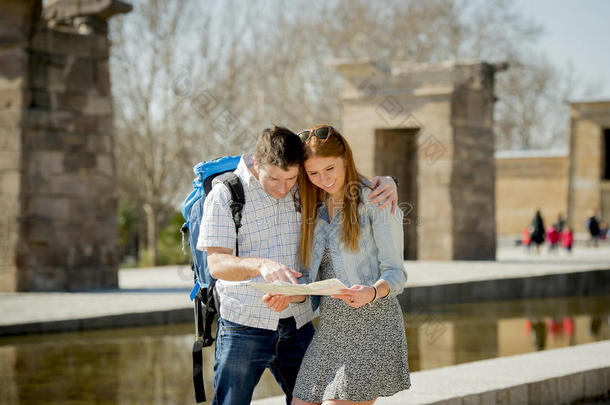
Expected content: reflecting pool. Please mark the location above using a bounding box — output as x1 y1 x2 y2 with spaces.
0 295 608 404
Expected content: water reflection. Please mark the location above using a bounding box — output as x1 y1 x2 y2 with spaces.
0 295 608 404
404 295 610 371
0 329 198 404
0 324 283 404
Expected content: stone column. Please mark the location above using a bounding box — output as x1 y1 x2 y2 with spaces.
449 63 498 260
0 0 131 291
0 0 41 292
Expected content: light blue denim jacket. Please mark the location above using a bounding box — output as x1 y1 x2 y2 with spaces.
302 186 408 308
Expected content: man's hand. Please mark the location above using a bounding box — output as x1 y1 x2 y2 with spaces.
369 176 398 214
207 248 302 282
262 294 306 312
258 258 302 284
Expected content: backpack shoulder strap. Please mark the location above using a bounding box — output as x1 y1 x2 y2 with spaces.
213 172 245 255
192 168 243 403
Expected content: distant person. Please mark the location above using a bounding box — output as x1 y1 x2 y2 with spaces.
599 222 608 241
547 317 563 337
563 317 575 345
546 225 560 253
561 227 573 254
529 210 545 253
553 212 565 232
521 227 531 253
527 318 547 350
590 316 602 337
585 210 601 247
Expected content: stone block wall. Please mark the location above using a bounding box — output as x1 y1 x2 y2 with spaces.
495 153 569 235
0 0 130 291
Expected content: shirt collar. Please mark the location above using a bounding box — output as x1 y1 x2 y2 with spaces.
235 154 258 191
317 202 330 223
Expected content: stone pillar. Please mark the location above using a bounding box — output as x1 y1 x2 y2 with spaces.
0 0 131 291
0 0 41 292
450 64 498 260
567 101 610 233
335 60 503 260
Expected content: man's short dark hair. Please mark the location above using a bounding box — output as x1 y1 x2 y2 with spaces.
255 125 303 170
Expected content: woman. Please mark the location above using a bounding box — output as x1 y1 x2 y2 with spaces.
293 125 410 405
529 210 545 253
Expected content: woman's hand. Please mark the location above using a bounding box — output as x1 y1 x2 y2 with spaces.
332 285 375 308
263 294 306 312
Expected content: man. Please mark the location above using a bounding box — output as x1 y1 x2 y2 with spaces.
197 126 397 405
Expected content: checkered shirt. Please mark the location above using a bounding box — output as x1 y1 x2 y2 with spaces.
196 155 314 330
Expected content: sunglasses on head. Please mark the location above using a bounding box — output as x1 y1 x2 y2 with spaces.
298 126 334 143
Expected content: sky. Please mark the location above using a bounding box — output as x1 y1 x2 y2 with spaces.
514 0 610 100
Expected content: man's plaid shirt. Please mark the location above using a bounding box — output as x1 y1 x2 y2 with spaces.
197 155 314 330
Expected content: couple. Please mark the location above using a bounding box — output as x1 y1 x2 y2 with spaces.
197 125 410 405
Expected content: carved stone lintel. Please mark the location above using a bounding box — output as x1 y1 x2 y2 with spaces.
43 0 131 25
491 61 509 73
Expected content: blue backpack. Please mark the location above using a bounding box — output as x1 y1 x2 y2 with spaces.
180 155 245 403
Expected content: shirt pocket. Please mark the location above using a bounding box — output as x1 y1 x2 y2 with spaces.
240 203 271 252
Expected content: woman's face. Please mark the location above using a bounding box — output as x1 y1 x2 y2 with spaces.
304 155 346 196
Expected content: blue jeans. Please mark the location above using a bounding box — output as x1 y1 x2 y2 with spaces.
213 317 315 405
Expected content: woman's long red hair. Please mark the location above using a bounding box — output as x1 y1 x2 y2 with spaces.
299 125 365 267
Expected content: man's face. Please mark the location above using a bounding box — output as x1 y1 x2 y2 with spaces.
256 163 299 200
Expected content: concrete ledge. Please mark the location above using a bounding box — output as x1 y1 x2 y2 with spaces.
252 341 610 405
0 308 192 336
400 269 610 309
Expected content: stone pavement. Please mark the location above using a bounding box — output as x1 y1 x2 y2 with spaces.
0 266 193 335
407 244 610 286
0 246 609 335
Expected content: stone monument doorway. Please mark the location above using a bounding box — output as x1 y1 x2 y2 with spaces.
374 128 419 259
601 128 610 224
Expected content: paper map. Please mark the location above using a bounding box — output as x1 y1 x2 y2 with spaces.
250 278 347 296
